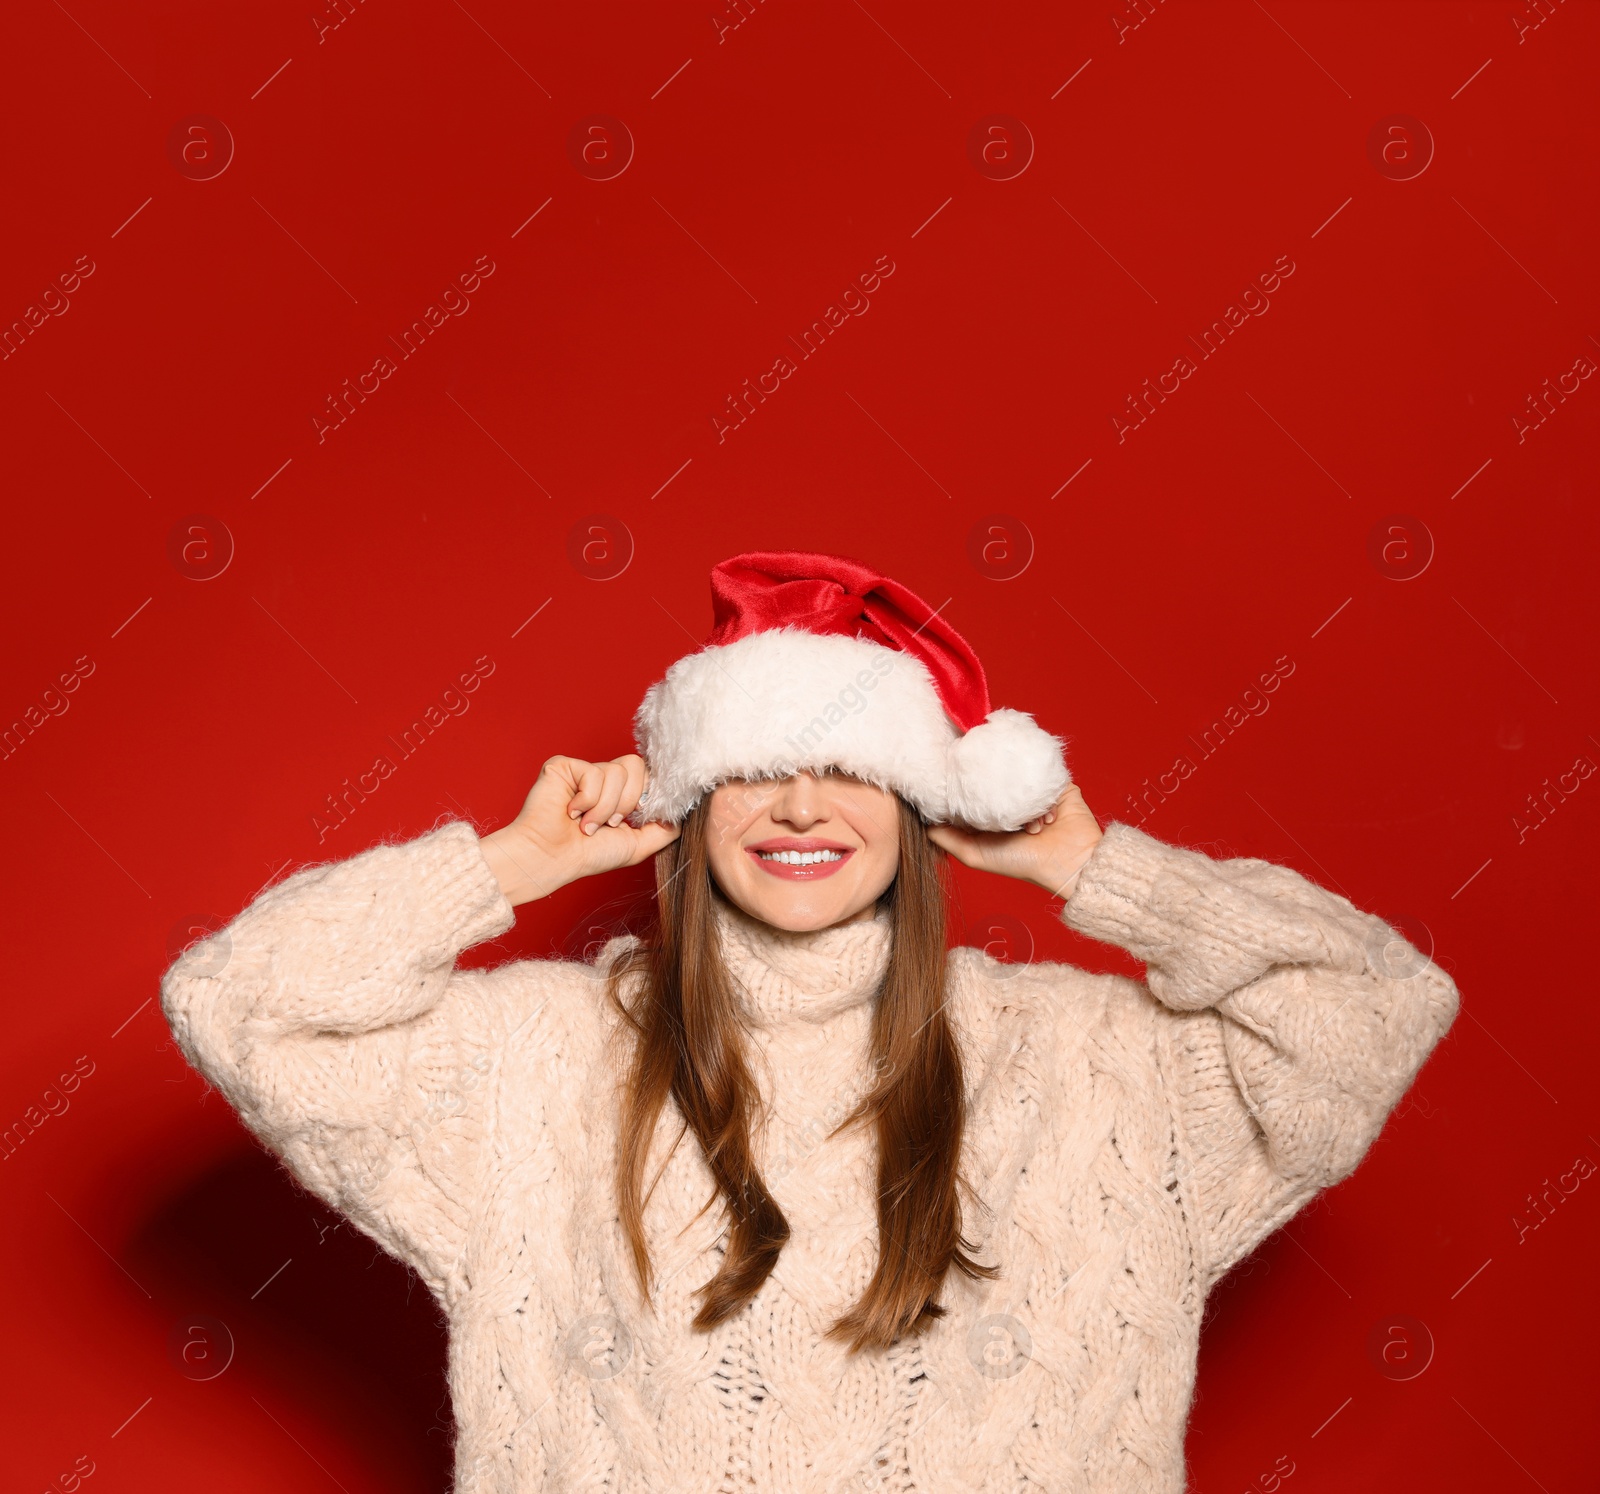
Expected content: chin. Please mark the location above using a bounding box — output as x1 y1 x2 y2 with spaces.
767 906 853 933
726 876 865 933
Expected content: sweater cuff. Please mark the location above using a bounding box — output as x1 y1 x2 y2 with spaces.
1060 822 1311 1010
407 819 517 956
1060 822 1186 950
1062 825 1177 927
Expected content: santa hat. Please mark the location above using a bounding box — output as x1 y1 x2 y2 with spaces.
633 551 1069 830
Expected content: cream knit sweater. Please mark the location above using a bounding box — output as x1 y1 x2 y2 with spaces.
160 819 1456 1493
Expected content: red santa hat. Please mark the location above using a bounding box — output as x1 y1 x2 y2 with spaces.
633 551 1069 830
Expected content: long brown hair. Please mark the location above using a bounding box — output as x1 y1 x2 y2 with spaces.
606 793 997 1354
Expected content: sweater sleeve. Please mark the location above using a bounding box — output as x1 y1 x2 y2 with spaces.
1061 821 1458 1285
160 820 537 1296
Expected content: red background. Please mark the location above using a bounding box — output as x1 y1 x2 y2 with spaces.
2 0 1596 1489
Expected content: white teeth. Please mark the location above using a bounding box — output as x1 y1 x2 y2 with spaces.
758 849 845 865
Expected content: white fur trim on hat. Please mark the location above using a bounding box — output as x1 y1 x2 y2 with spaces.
632 627 1068 830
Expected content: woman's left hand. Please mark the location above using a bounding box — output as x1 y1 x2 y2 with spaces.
928 784 1105 900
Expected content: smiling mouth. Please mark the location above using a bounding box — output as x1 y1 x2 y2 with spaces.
746 840 855 880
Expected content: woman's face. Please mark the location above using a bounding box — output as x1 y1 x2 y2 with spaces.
704 772 902 933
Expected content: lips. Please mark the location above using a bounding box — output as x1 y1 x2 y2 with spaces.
746 837 856 880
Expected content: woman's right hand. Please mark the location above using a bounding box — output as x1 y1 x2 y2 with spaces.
478 754 680 907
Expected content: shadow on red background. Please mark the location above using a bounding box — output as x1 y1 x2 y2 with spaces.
127 1151 457 1488
2 0 1596 1490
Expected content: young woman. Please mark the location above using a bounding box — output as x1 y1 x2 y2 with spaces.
162 551 1457 1494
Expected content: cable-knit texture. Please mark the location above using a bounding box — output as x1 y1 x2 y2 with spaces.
160 819 1457 1493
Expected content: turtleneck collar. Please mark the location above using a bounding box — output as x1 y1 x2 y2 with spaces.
714 896 892 1029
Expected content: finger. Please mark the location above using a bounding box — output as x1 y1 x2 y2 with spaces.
612 755 648 824
537 755 583 792
582 762 630 834
533 756 584 815
567 761 606 819
926 824 974 863
623 820 681 864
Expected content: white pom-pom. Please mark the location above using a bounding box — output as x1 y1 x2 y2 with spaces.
944 708 1069 831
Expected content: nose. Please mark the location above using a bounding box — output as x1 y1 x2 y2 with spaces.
768 772 829 831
